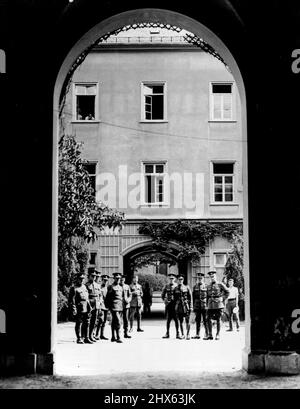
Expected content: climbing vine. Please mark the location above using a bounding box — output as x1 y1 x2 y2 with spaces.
138 220 242 263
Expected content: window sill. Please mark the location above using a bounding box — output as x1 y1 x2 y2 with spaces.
140 203 169 208
210 202 239 206
208 120 237 123
139 120 168 123
71 120 100 124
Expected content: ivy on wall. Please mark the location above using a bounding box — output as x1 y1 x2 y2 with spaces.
138 220 243 263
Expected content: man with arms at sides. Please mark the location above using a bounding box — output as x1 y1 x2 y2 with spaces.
192 272 208 339
206 269 229 340
106 272 124 343
161 272 180 339
120 274 132 339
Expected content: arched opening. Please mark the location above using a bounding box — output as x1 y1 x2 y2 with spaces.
53 8 248 376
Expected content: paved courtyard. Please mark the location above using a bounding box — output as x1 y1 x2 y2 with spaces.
55 315 245 376
1 314 299 388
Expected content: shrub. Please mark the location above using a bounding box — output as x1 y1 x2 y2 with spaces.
57 290 70 322
137 272 168 291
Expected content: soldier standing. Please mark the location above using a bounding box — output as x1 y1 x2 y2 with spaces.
192 272 208 339
120 274 132 338
129 275 144 332
85 270 101 342
206 269 229 340
68 273 92 344
161 272 180 339
93 269 104 340
106 272 124 343
96 273 110 340
174 274 192 340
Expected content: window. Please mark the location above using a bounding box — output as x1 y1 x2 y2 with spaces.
210 83 233 120
83 162 97 197
143 162 166 204
89 252 97 265
213 162 234 203
142 83 166 121
74 83 97 121
214 252 228 267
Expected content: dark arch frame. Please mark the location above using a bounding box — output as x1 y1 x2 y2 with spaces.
52 8 248 374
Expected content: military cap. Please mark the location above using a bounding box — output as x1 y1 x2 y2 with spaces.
121 274 126 278
177 274 184 279
77 273 85 279
113 272 121 278
196 272 205 277
168 272 177 277
208 269 217 275
88 270 97 276
101 273 109 279
94 268 101 276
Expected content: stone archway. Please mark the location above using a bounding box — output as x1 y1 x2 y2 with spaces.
53 8 248 375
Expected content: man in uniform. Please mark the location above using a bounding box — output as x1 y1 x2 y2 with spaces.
206 269 229 340
93 269 105 340
85 269 101 342
174 274 192 340
96 274 109 340
68 272 92 344
129 275 144 332
161 272 180 339
225 278 240 332
106 272 124 343
192 272 208 339
120 274 132 338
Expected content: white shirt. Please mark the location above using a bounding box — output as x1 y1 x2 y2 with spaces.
228 286 239 300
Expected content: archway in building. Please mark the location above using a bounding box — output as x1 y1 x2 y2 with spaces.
53 8 248 376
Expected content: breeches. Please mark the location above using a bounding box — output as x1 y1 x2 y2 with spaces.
195 309 207 325
130 306 142 321
207 309 222 321
111 311 122 330
123 308 130 329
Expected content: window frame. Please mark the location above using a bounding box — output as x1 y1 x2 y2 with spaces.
73 82 99 122
83 160 98 198
213 252 229 268
141 161 168 206
209 82 234 122
210 160 236 205
140 81 167 122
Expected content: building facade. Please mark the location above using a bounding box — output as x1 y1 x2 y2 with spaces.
63 28 243 287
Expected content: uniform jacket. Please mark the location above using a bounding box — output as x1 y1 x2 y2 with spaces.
130 283 143 308
106 284 124 312
174 284 192 314
100 284 108 310
85 281 102 309
121 283 132 309
207 281 229 310
69 284 90 314
192 282 208 310
161 283 177 306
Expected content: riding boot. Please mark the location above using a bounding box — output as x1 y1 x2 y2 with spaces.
100 325 108 340
137 316 144 332
116 329 122 343
111 327 116 342
163 322 170 338
204 318 213 340
216 319 221 340
186 323 191 340
179 322 185 339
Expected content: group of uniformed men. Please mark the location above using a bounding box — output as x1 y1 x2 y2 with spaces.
69 270 144 344
69 267 240 344
162 269 239 340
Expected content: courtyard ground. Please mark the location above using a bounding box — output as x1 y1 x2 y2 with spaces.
0 311 299 389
